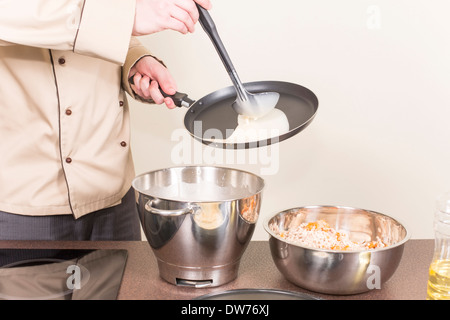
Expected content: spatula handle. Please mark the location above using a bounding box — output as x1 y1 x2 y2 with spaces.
196 4 249 101
196 4 235 75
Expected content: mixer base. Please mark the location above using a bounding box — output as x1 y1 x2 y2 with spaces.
156 259 241 288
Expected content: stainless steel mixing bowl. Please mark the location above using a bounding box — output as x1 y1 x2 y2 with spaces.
132 166 264 287
264 206 410 295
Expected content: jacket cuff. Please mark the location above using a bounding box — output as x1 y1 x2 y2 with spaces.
74 0 136 65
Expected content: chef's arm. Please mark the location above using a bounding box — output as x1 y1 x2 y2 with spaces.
0 0 135 65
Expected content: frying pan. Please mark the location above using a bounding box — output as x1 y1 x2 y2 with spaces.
132 6 319 149
167 81 318 149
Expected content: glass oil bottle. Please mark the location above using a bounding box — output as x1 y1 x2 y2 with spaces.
427 191 450 300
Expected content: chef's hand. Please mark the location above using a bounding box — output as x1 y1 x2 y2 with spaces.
132 0 212 36
129 56 178 109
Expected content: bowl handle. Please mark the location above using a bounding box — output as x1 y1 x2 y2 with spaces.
144 199 197 216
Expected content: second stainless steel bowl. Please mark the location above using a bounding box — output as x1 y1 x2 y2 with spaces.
264 206 410 295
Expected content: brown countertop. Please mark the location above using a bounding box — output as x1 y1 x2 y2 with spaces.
0 239 433 300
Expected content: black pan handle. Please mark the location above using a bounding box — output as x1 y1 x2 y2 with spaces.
196 4 236 75
128 77 194 108
160 90 194 108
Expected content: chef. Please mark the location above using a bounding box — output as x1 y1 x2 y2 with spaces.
0 0 212 240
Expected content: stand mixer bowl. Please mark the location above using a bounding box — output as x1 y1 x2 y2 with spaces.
132 166 264 287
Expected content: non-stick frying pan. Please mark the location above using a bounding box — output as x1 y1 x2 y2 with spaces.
167 81 318 149
132 6 319 149
176 6 318 149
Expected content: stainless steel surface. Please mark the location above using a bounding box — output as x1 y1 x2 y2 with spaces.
195 288 320 300
264 206 410 295
183 81 318 149
132 166 264 287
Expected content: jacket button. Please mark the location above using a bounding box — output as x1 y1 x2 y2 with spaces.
58 57 66 65
65 108 72 115
120 141 127 147
119 101 124 106
65 157 72 163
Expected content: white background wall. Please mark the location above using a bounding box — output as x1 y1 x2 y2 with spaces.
129 0 450 240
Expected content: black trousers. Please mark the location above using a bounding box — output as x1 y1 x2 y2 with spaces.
0 188 141 241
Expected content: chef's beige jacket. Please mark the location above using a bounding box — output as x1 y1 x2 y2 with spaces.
0 0 158 218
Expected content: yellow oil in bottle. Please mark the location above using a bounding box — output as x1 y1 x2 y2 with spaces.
427 259 450 300
427 192 450 300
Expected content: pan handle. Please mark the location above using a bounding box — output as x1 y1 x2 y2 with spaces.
128 77 194 108
160 90 194 108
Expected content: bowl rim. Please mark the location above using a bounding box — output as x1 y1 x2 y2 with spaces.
132 165 265 203
263 205 411 253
